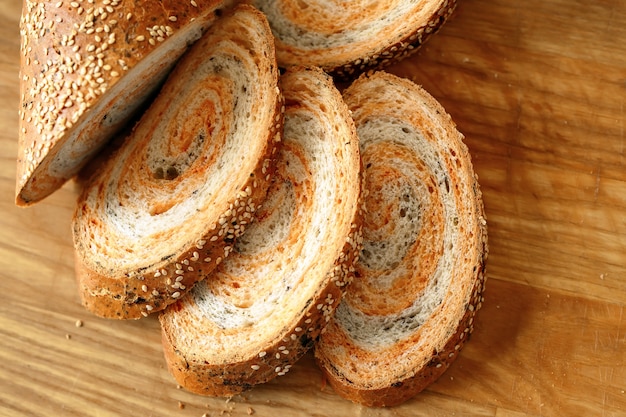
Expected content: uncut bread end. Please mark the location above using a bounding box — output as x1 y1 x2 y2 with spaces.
16 0 236 206
72 5 283 320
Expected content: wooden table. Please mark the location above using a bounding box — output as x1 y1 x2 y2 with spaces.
1 1 625 416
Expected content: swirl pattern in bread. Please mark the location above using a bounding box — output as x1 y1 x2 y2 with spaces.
250 0 457 78
314 72 488 407
72 5 282 320
16 0 236 206
159 66 363 396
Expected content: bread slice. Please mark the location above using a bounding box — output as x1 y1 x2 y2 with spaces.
72 4 283 320
16 0 236 206
159 66 363 397
250 0 457 78
314 71 488 407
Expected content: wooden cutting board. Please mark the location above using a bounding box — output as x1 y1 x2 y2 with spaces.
1 1 625 416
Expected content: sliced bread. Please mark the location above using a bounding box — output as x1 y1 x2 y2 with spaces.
159 66 363 396
72 4 283 320
250 0 458 78
314 71 488 407
16 0 236 206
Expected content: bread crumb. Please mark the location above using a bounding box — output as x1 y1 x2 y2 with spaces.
75 319 83 328
65 334 71 340
178 401 185 409
247 407 254 415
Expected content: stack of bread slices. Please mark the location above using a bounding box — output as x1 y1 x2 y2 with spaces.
16 0 487 407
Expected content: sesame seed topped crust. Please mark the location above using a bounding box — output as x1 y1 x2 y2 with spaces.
251 0 457 80
72 4 283 320
314 72 488 407
16 0 236 206
159 66 363 397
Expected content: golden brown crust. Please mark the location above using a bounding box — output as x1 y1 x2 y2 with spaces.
159 66 364 396
73 4 283 320
16 0 235 206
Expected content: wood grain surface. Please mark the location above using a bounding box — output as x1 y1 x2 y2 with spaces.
1 1 625 416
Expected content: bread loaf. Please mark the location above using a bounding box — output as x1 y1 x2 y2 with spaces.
250 0 458 79
159 66 363 396
72 4 283 320
314 71 488 407
16 0 236 206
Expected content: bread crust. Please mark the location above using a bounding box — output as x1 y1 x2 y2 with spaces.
251 0 457 79
72 4 283 320
159 67 364 396
16 0 235 206
314 71 488 407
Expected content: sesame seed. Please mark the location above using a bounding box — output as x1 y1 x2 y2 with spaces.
168 15 177 22
172 292 181 298
145 305 153 311
251 365 260 370
258 351 266 358
141 285 148 292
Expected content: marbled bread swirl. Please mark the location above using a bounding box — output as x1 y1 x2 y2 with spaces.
16 0 236 206
72 5 283 320
249 0 457 79
314 72 488 407
159 66 363 397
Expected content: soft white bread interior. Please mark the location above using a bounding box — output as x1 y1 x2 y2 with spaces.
16 0 236 206
314 71 488 407
159 66 363 397
250 0 457 78
72 4 282 320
